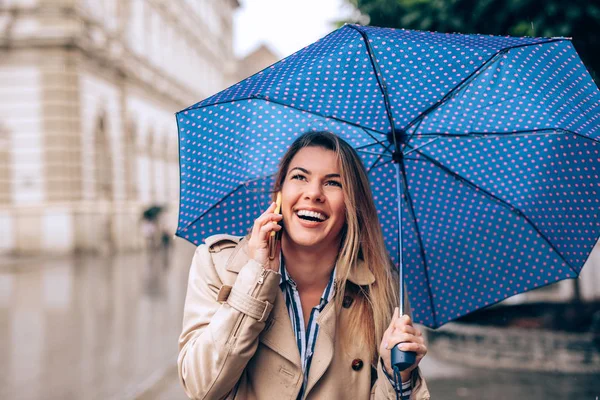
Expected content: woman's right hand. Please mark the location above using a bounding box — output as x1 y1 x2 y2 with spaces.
247 201 283 270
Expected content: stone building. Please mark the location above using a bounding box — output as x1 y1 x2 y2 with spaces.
0 0 242 254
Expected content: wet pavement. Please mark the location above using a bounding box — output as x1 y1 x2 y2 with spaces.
0 240 196 400
142 345 600 400
1 241 598 400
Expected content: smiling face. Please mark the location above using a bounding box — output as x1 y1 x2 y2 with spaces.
280 146 346 251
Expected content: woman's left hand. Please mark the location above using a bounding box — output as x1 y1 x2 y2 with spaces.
379 307 428 382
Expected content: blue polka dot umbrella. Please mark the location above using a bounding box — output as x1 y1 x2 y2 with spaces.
175 24 600 329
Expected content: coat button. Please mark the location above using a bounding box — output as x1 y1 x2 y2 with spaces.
342 296 353 308
351 359 363 371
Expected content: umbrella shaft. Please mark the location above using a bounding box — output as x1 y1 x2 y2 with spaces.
394 162 405 316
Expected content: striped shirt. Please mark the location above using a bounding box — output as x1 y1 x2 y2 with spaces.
279 257 412 399
279 257 336 399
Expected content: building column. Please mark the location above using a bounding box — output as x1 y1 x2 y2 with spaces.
41 48 82 253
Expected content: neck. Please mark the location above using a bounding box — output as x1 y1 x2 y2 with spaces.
281 235 340 292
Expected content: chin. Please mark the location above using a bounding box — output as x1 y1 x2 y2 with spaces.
288 230 342 250
289 233 324 248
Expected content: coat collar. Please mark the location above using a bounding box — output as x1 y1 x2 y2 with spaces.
224 236 373 395
225 237 376 286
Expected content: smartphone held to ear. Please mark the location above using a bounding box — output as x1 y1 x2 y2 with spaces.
268 191 282 260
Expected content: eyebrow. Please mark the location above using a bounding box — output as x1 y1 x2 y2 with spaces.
289 167 341 179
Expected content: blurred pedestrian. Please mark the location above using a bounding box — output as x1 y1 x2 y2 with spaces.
159 216 173 269
141 215 159 251
177 132 430 399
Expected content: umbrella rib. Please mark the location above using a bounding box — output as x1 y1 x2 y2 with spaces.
397 160 439 327
367 158 393 172
410 127 600 144
347 24 397 135
358 149 392 157
355 140 389 151
366 143 394 173
178 95 390 138
411 147 579 275
402 39 567 134
358 127 389 145
356 131 394 170
404 137 441 156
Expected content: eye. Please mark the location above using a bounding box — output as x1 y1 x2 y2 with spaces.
325 180 342 188
291 174 307 181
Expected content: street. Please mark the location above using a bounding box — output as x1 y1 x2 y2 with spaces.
1 241 598 400
0 241 196 400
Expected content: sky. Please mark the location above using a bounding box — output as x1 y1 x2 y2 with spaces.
233 0 356 58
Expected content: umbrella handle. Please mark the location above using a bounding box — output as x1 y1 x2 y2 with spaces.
390 345 416 372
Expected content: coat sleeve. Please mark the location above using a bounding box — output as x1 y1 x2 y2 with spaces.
370 364 430 400
177 244 281 400
370 284 431 400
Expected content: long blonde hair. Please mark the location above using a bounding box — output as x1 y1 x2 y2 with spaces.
273 131 398 362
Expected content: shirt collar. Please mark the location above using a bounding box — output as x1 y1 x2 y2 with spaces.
279 254 337 303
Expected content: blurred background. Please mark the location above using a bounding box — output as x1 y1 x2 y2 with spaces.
0 0 598 399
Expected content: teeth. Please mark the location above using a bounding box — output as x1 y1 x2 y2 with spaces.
297 210 326 221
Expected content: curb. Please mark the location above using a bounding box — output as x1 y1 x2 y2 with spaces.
427 322 600 373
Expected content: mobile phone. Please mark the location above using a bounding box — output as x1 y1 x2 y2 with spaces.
268 191 282 260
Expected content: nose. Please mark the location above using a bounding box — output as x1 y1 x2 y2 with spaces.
304 181 325 202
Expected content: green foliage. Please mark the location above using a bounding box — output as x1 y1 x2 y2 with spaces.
346 0 600 83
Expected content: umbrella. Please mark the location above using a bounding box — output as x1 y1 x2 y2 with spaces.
175 24 600 333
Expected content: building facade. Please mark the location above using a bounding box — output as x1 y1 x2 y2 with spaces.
0 0 241 254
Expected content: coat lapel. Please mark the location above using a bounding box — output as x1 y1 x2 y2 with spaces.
302 260 373 396
303 299 337 397
259 289 302 367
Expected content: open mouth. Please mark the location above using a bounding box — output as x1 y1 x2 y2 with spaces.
296 209 328 222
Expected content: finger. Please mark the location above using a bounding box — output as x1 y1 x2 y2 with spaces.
392 314 413 331
397 342 427 356
383 307 399 344
250 204 273 239
392 323 417 335
387 332 418 345
255 208 283 227
251 206 282 238
255 203 281 224
266 201 277 212
257 220 282 242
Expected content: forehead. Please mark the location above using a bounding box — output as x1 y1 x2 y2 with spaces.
288 146 340 174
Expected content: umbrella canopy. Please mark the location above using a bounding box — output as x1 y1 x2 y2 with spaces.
176 24 600 329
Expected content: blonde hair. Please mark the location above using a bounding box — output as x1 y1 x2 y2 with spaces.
273 131 398 362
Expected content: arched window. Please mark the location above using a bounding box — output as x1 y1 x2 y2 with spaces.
94 115 113 200
147 128 156 202
124 119 138 201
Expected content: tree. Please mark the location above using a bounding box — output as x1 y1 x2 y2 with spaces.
345 0 600 84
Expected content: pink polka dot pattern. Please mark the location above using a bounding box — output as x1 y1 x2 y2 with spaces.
176 25 600 328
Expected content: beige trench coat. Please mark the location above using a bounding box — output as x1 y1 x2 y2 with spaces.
178 234 430 400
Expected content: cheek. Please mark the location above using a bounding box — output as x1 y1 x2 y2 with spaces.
331 195 346 222
281 187 299 215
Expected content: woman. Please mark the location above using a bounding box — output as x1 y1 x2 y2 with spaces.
178 131 430 399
